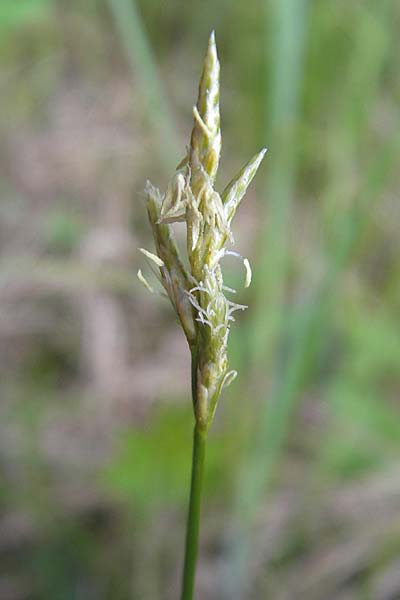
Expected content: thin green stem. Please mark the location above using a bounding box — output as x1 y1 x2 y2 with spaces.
181 423 207 600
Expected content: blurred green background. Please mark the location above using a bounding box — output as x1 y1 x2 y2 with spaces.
1 1 399 598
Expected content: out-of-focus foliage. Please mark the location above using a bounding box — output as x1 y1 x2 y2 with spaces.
0 0 399 598
0 0 51 30
104 405 237 512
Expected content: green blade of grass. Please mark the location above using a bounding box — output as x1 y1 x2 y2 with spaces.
225 1 311 597
225 2 397 597
107 0 179 172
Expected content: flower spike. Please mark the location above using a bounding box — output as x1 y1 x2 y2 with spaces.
139 32 266 430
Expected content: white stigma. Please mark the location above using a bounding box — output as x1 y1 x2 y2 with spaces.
243 258 252 288
137 269 155 293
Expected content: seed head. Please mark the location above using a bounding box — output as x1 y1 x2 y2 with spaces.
139 32 266 430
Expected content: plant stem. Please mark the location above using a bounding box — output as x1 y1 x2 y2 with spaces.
181 423 207 600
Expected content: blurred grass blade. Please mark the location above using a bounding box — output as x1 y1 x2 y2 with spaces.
226 132 399 599
248 0 310 364
107 0 179 171
225 1 311 596
225 2 397 598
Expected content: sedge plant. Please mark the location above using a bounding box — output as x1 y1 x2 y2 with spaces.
138 32 266 600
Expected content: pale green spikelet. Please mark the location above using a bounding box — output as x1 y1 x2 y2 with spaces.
190 30 221 185
222 148 268 226
139 32 266 431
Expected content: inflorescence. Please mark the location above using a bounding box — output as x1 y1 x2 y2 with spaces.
138 31 266 431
